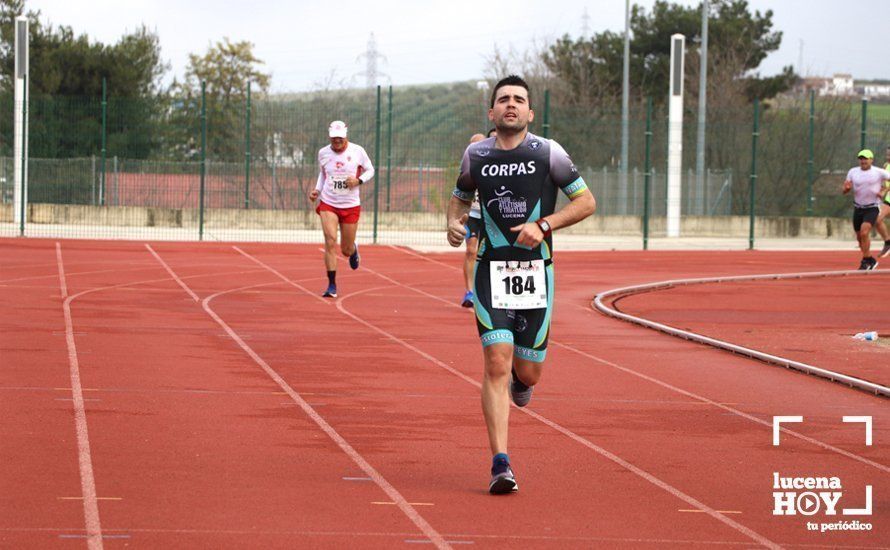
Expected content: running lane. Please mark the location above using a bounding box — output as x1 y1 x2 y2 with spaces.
612 275 890 386
334 247 888 548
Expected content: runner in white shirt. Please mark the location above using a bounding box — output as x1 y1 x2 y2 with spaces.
842 149 890 270
308 120 375 297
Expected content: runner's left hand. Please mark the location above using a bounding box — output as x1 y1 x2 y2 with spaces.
510 223 544 248
346 176 361 189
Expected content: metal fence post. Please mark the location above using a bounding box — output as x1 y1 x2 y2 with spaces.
643 97 652 250
748 98 760 251
101 77 107 207
542 89 550 139
373 85 381 244
113 156 118 206
199 81 206 241
807 90 814 216
244 81 251 209
91 154 96 205
860 97 867 151
386 85 393 211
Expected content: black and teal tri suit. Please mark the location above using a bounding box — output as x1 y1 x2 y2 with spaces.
452 133 588 363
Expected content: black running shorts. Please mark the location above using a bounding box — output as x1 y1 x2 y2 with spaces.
853 206 879 232
472 259 554 363
465 216 483 241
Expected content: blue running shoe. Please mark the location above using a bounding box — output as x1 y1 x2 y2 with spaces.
349 244 360 270
461 290 474 308
489 455 518 494
510 368 533 407
322 284 337 298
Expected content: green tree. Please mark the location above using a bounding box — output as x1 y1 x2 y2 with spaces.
169 38 271 161
0 0 169 158
542 0 795 109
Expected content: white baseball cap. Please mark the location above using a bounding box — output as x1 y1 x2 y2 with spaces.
328 120 348 138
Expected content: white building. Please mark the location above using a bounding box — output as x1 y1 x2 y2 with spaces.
863 84 890 98
827 74 854 96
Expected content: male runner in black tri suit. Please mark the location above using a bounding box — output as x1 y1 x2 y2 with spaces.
446 75 596 494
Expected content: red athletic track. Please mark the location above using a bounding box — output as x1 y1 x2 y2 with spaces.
1 239 887 549
610 275 890 388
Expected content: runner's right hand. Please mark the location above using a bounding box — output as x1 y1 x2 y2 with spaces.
447 214 469 247
309 189 319 202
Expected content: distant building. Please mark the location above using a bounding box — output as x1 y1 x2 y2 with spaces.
831 74 855 96
794 74 890 98
863 83 890 98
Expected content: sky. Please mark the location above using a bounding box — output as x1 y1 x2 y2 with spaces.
24 0 888 93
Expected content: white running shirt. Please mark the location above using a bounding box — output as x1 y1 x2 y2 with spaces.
846 166 890 208
315 142 375 208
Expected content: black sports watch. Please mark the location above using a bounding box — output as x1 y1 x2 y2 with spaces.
535 218 552 237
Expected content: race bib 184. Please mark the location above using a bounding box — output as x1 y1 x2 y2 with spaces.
489 260 547 310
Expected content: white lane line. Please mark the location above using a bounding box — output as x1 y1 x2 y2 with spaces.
41 257 323 550
333 286 780 550
232 245 331 306
392 245 890 474
238 247 779 549
145 244 200 302
147 247 450 550
55 242 104 550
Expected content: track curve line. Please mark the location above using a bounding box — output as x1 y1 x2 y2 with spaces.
593 269 890 398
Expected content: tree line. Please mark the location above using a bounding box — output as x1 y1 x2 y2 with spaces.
0 0 270 161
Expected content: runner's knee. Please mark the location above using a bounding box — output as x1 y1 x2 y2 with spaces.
514 361 543 386
483 347 513 379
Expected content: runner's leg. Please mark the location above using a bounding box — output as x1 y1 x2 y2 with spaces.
481 343 513 455
340 222 358 258
319 210 339 271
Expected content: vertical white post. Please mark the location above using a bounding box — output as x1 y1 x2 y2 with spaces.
667 34 685 237
13 16 28 228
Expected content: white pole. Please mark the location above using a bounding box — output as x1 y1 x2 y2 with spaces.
619 0 630 215
667 34 685 238
13 16 28 229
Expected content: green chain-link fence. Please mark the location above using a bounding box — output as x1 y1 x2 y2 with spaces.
2 81 889 245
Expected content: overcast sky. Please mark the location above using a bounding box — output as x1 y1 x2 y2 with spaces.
25 0 887 93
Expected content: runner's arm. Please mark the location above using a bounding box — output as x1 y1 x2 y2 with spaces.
447 195 472 247
347 148 375 188
511 190 596 247
880 169 890 198
542 190 596 232
511 140 596 247
309 166 324 202
447 148 475 247
842 168 855 194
